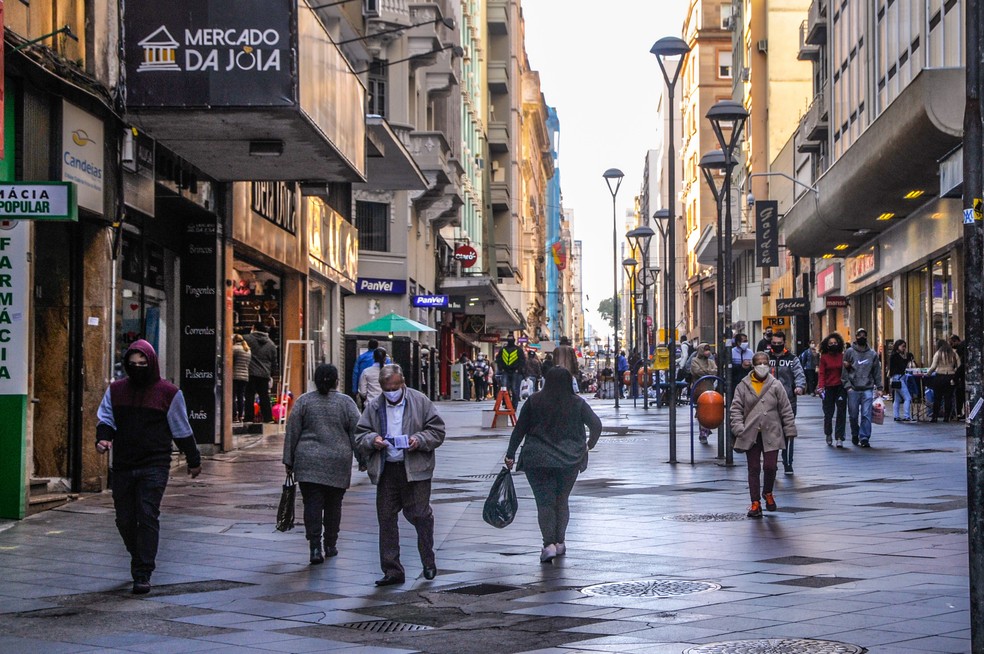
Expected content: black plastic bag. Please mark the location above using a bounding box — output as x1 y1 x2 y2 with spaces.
482 467 518 529
276 472 296 532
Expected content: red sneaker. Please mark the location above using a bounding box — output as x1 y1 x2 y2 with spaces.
764 493 777 512
747 501 762 518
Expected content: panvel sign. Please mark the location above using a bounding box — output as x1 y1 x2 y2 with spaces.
357 278 406 295
124 0 294 107
412 295 449 309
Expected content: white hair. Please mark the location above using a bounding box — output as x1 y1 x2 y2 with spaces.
379 363 404 385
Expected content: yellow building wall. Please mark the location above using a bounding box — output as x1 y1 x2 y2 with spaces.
6 0 86 66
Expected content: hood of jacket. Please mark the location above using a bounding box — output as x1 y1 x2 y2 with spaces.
123 339 162 385
250 331 271 346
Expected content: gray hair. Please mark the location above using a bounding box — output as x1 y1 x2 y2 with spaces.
379 363 404 385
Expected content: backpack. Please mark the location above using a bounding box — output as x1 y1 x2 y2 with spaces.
682 350 698 375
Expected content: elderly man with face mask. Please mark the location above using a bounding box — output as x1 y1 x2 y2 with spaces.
356 364 446 587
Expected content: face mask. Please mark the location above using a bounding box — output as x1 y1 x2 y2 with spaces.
856 337 868 347
383 388 404 404
126 364 152 386
754 364 771 379
771 343 784 353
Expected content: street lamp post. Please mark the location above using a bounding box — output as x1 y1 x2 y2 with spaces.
623 256 639 358
700 149 737 462
705 101 749 467
627 226 657 411
653 209 671 345
651 36 690 463
604 168 625 409
623 257 639 401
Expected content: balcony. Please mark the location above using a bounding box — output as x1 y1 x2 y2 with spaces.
489 62 509 94
408 130 463 228
803 83 829 142
490 180 510 212
488 121 510 153
488 0 508 35
805 0 827 45
797 20 820 61
123 0 365 182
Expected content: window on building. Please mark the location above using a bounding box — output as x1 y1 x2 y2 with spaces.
367 60 387 118
720 4 734 29
717 50 733 79
355 201 389 252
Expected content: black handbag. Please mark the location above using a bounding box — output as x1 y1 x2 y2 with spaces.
482 467 518 529
276 472 296 532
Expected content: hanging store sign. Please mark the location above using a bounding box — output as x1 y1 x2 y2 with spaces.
251 181 296 235
847 246 878 283
123 131 155 217
776 297 809 316
816 264 841 296
453 244 478 268
0 221 28 394
357 277 406 295
124 0 294 108
754 200 779 267
825 295 848 308
61 101 104 215
412 295 449 309
307 196 358 293
0 183 76 221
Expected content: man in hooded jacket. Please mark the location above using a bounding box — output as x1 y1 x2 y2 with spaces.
496 336 526 407
244 323 279 423
96 340 201 595
843 327 883 447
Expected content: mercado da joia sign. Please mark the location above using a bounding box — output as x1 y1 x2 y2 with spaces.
123 0 294 107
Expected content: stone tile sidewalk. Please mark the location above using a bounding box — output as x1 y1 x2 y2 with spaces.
0 395 971 653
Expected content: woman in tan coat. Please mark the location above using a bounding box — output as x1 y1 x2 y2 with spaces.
730 352 797 518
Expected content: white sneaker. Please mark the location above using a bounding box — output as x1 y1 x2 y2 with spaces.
540 544 557 562
555 543 566 557
835 439 844 448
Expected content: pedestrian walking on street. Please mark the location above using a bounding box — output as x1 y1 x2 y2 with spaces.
96 340 201 595
766 331 805 474
356 364 446 586
616 350 629 399
817 332 848 447
553 336 580 380
843 327 883 447
244 323 279 424
358 348 388 405
950 334 966 418
472 353 491 400
927 338 960 423
457 353 474 400
800 341 819 395
889 339 916 422
351 339 380 396
756 326 773 353
690 343 718 444
283 364 362 565
731 332 754 390
526 350 543 393
730 352 797 518
504 367 602 562
232 333 252 422
496 336 526 408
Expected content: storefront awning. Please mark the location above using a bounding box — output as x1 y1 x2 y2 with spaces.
783 68 963 257
123 0 366 183
438 275 525 331
694 224 718 266
360 117 428 191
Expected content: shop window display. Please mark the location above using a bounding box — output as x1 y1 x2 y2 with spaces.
232 265 282 347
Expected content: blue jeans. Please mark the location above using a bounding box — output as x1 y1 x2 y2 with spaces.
892 375 912 420
848 389 874 442
503 371 522 407
111 466 169 581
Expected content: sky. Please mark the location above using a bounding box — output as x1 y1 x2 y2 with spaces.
520 0 689 339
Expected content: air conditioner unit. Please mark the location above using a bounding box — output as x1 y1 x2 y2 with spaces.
741 67 750 82
722 16 734 30
364 0 379 18
757 39 768 54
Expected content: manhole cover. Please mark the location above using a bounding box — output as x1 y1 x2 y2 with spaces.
14 607 84 619
339 620 433 633
685 638 865 653
581 579 721 597
442 583 519 596
235 504 279 510
667 512 747 522
771 576 861 588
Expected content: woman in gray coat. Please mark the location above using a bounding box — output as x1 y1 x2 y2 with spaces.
730 352 797 518
283 364 362 564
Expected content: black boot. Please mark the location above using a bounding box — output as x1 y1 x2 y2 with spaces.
310 543 324 565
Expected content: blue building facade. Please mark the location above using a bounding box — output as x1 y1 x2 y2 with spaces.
545 106 564 341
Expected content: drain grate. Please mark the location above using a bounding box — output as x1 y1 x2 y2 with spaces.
463 473 500 480
235 504 279 510
339 620 433 633
597 437 651 444
685 639 865 653
14 607 84 619
771 576 861 589
667 512 747 522
581 579 721 597
442 583 519 596
905 526 968 535
144 580 255 597
901 448 952 454
760 556 837 566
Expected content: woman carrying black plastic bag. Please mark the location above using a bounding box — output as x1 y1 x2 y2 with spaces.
504 367 602 563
